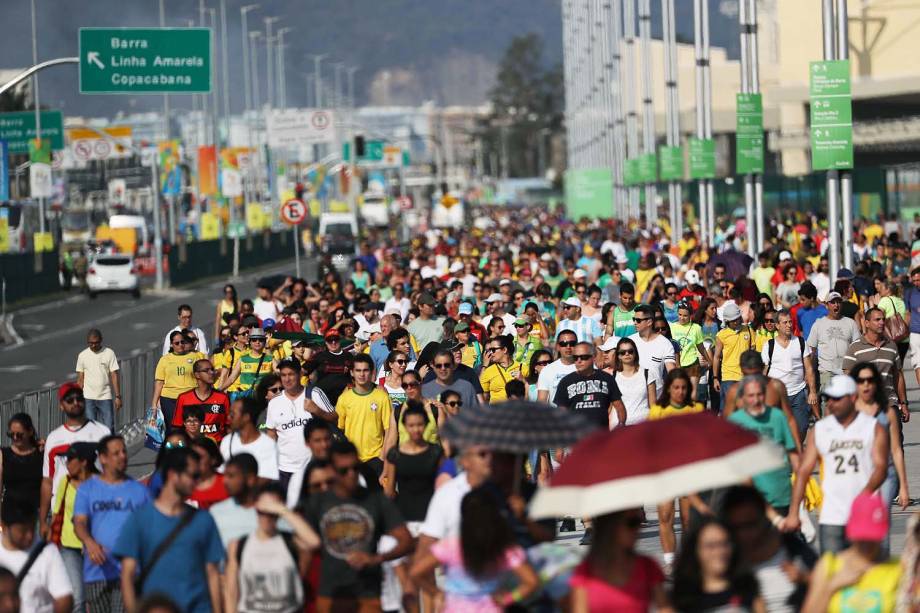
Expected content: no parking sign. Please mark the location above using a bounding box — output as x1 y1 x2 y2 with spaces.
280 199 307 225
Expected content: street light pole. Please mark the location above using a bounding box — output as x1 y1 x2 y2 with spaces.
276 28 292 110
347 66 358 108
249 31 262 110
264 17 279 108
29 0 45 234
158 0 169 142
240 5 259 114
837 0 853 270
311 54 327 108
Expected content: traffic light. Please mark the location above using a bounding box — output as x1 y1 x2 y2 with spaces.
355 135 366 158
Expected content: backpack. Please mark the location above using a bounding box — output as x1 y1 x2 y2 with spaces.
236 532 300 568
767 336 805 373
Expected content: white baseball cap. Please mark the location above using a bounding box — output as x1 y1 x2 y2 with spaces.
485 293 505 303
722 302 742 321
779 250 792 261
449 261 464 273
822 374 857 399
563 297 582 308
573 269 587 280
684 270 700 286
598 336 619 352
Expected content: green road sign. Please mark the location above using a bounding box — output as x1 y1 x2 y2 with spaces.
624 158 640 186
810 60 853 170
736 93 764 174
637 153 657 183
342 139 385 163
0 111 64 154
79 28 211 94
658 146 684 181
689 138 716 179
565 168 613 219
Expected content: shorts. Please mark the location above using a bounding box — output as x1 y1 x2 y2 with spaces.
910 333 920 370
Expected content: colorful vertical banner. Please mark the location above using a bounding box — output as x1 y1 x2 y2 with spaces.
28 138 51 164
158 140 181 195
199 212 220 240
0 209 9 253
198 145 218 198
0 141 8 202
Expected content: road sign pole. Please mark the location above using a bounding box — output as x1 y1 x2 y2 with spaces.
693 0 708 245
293 224 300 278
822 0 840 281
150 156 164 290
750 0 765 253
739 0 755 258
837 0 853 270
30 0 45 235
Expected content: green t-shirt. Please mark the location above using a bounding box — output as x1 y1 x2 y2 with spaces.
669 321 705 367
879 296 906 318
728 407 796 508
612 306 637 338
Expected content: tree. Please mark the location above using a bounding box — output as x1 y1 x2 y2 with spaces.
479 34 564 178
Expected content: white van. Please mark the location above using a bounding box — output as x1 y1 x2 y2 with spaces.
317 212 359 272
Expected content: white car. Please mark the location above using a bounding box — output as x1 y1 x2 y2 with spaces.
86 254 141 299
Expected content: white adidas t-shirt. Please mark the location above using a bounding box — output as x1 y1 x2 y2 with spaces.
265 389 312 473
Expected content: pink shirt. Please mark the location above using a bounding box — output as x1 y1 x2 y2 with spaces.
569 555 665 613
431 537 526 613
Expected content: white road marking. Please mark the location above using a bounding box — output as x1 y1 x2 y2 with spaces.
0 365 38 373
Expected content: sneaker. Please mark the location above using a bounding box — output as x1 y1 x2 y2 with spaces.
579 528 593 546
560 518 576 533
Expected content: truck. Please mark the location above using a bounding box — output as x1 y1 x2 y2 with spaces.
317 211 359 273
359 190 390 228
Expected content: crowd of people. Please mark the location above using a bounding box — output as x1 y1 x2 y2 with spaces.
3 207 920 612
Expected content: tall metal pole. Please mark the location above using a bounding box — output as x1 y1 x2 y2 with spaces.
638 0 656 225
264 17 278 108
347 66 358 108
30 0 45 234
693 0 707 245
220 0 230 143
199 0 209 145
249 31 262 109
837 0 853 270
334 63 345 114
600 0 617 215
702 0 715 245
277 28 292 110
662 0 682 244
610 0 626 218
822 0 840 279
750 0 765 253
623 0 640 219
159 0 169 142
208 9 219 149
739 0 757 257
312 55 327 108
561 1 574 171
240 5 258 114
150 156 164 290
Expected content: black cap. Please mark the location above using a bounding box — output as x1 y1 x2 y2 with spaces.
66 442 97 463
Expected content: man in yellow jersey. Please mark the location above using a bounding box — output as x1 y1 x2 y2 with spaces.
335 353 392 491
712 303 754 414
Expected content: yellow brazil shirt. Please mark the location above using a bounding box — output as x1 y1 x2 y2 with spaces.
336 387 393 462
155 351 205 399
52 475 82 549
716 326 754 383
219 345 246 392
823 552 901 613
480 361 522 403
648 402 705 420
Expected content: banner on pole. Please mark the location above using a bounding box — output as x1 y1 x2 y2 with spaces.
658 146 684 181
809 60 853 171
0 141 8 202
637 153 658 184
158 140 181 195
199 212 220 240
689 138 716 179
565 168 613 219
735 93 764 174
198 145 218 197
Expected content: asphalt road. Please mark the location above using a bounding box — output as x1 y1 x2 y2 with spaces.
0 257 315 398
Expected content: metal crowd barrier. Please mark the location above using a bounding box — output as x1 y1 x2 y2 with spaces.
0 346 160 447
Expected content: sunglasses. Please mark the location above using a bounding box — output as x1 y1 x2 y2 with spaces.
326 337 341 343
393 359 408 365
237 331 250 337
7 431 25 439
446 400 462 407
535 360 552 367
667 291 678 296
403 381 420 388
433 363 452 370
618 349 636 356
336 465 359 476
763 318 775 323
558 340 577 347
633 317 650 323
855 376 875 384
574 354 593 361
309 478 336 491
267 386 284 394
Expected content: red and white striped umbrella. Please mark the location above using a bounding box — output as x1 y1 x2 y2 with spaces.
529 412 786 519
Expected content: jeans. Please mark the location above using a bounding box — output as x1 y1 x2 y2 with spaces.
60 546 85 613
159 397 178 431
788 387 811 441
879 464 899 557
718 380 738 415
819 523 849 554
84 398 115 432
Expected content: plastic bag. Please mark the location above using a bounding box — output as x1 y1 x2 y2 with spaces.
144 405 165 452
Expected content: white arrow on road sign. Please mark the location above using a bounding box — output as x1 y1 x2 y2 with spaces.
87 51 105 70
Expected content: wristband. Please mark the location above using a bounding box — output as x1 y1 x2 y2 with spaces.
770 515 783 528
